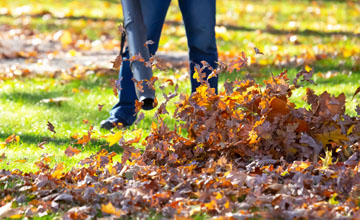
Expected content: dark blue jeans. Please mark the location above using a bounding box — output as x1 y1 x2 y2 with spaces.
108 0 218 126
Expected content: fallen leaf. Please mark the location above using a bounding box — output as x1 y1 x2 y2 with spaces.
101 202 124 216
51 163 65 179
65 146 81 157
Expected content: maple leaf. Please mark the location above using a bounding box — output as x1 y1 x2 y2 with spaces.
65 146 81 157
47 121 56 134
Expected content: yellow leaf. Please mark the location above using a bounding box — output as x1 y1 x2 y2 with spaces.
151 121 157 131
15 136 20 143
60 30 72 48
224 200 230 209
215 192 223 200
72 88 79 93
347 124 355 136
248 130 258 144
106 130 123 147
193 68 200 82
10 214 23 219
298 161 310 170
68 49 77 56
106 164 117 175
329 193 339 205
305 65 312 72
52 163 65 179
204 199 217 210
315 129 349 146
0 142 6 148
343 50 352 58
14 159 27 163
101 202 124 216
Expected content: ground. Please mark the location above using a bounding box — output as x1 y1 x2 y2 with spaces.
0 0 360 219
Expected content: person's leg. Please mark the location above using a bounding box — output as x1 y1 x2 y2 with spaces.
178 0 218 93
102 0 171 129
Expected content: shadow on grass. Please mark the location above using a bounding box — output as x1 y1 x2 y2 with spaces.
1 74 111 105
0 132 69 145
0 132 124 154
219 58 360 86
1 13 359 38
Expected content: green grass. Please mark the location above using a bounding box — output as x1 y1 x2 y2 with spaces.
0 0 359 173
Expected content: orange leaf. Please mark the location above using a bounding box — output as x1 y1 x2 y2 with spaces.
204 199 217 211
268 97 290 117
101 202 124 216
64 146 81 157
51 163 65 179
14 159 27 163
135 100 143 114
9 214 23 219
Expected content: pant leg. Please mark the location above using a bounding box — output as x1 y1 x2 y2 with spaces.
178 0 218 93
109 0 171 125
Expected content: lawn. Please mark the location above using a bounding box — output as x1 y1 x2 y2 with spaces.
0 0 360 219
1 0 359 171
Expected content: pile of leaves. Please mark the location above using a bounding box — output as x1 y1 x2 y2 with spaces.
1 61 360 219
